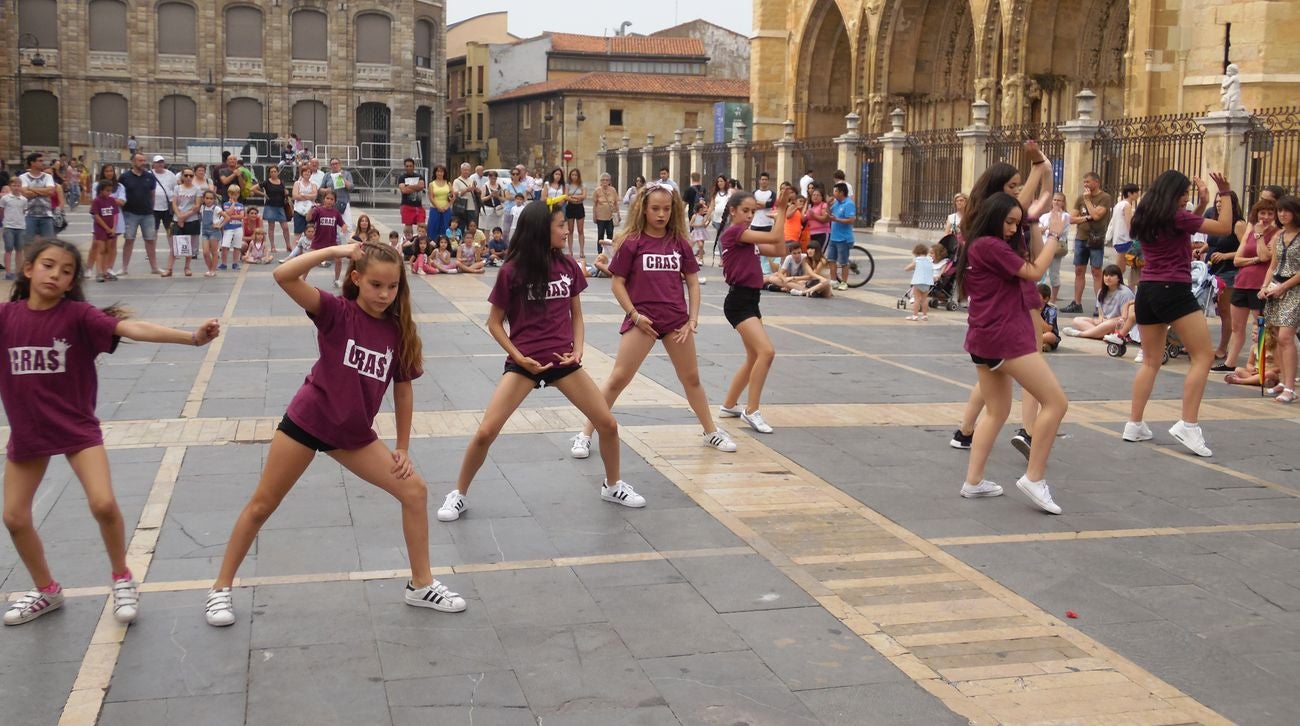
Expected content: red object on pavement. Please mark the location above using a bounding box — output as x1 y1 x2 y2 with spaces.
1066 610 1078 619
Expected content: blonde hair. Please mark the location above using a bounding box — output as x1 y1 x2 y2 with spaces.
615 184 688 246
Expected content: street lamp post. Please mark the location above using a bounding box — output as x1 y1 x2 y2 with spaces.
15 32 47 156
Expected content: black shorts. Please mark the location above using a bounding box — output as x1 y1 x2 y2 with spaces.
1231 287 1265 311
178 219 200 235
277 414 336 452
969 353 1006 370
808 233 828 252
1134 282 1201 325
503 361 581 389
565 203 585 220
153 209 174 229
724 286 762 328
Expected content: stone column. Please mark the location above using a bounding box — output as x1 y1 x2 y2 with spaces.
668 128 685 186
689 127 705 180
835 112 862 193
641 133 655 181
876 108 908 233
617 134 630 191
728 121 749 186
1061 90 1102 208
957 99 993 194
774 120 796 188
1199 110 1251 189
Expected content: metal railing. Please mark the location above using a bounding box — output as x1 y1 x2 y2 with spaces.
901 128 962 229
603 152 620 190
651 148 670 181
701 143 730 183
795 137 839 190
856 138 883 227
1090 114 1205 193
627 153 644 186
747 139 774 188
1243 107 1300 208
985 123 1065 193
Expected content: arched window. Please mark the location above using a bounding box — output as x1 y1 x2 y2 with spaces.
226 97 263 139
225 6 263 59
20 90 60 148
159 95 197 138
356 103 391 162
88 0 127 52
291 10 327 61
157 2 196 54
18 0 59 48
414 19 434 68
292 100 329 146
355 13 392 64
90 93 129 138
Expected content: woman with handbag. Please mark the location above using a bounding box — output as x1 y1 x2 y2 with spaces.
1259 195 1300 403
1037 193 1072 304
161 167 201 277
262 166 292 253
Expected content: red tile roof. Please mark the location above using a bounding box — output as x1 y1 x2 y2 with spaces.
547 32 705 58
489 73 749 103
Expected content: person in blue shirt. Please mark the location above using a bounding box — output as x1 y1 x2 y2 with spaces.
827 183 856 291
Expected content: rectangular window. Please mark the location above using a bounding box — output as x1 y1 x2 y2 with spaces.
477 67 485 95
476 113 484 142
609 109 624 126
684 111 698 129
523 104 531 130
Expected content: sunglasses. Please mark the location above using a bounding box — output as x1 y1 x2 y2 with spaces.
182 173 194 178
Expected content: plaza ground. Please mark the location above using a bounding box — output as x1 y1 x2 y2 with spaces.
3 208 1299 725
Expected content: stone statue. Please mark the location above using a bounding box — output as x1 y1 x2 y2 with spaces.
599 135 607 152
1220 64 1244 113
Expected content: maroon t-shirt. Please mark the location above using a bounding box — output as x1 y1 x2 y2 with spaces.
0 299 120 460
720 224 764 288
89 195 119 241
962 236 1036 360
488 255 588 365
609 232 700 333
285 292 419 449
1139 210 1204 284
311 207 344 250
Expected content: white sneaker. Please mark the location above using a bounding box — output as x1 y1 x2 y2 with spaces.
570 433 592 459
1103 333 1126 345
405 580 467 613
718 404 744 418
205 587 235 627
601 480 646 508
1134 351 1144 363
790 288 806 296
1016 476 1062 514
1122 421 1153 442
703 430 738 452
1169 420 1212 457
333 279 342 288
960 480 1004 498
437 491 468 521
1062 326 1081 337
740 409 773 434
112 577 139 624
698 276 707 285
3 588 64 625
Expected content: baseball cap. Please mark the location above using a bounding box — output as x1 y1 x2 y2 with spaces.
152 155 166 162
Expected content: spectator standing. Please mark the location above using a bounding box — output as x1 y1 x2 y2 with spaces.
452 162 479 229
832 170 854 200
292 165 319 237
544 168 566 208
946 194 967 237
1109 184 1139 284
683 172 707 216
398 158 426 239
88 181 120 282
323 157 355 237
1221 199 1278 371
1 183 27 277
750 172 775 232
1200 192 1244 367
94 164 126 278
1064 172 1113 313
479 170 504 241
622 175 646 207
655 167 678 193
126 135 138 156
806 187 831 254
427 165 453 240
828 183 856 291
117 153 160 274
162 166 201 277
707 175 731 244
151 155 179 255
1260 196 1300 403
798 169 815 200
17 153 57 246
592 173 619 253
1038 193 1072 303
192 164 214 194
262 166 290 252
565 169 587 259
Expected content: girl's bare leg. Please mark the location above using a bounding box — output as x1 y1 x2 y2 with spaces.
1129 323 1170 423
3 457 55 587
1000 356 1068 481
329 440 432 587
66 446 128 574
724 317 775 413
553 369 620 485
581 330 656 438
662 331 720 433
965 367 1011 486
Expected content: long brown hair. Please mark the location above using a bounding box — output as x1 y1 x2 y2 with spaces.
11 239 128 318
616 184 688 246
341 242 422 378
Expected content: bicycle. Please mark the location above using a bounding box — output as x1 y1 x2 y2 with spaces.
845 245 875 288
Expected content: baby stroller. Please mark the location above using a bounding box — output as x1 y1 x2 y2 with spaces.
896 234 961 311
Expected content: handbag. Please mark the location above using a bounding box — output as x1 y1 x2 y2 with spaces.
1086 225 1105 250
52 207 68 231
172 234 193 257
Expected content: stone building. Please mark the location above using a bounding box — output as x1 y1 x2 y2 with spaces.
485 33 747 172
2 0 447 167
752 0 1300 139
447 11 518 166
650 20 750 80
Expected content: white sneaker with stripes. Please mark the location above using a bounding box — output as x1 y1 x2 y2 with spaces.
702 430 738 452
601 480 646 508
112 577 139 624
205 587 235 627
570 433 592 459
437 491 468 522
405 580 467 612
3 588 64 625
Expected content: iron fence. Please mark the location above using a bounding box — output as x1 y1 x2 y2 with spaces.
1090 114 1205 194
901 128 962 229
627 153 644 188
701 143 730 183
651 148 670 181
1243 107 1300 208
856 138 883 227
985 123 1065 193
794 137 839 190
602 152 620 190
747 139 774 188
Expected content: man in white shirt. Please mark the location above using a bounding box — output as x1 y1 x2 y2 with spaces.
151 155 179 250
751 172 775 231
453 162 479 228
798 169 815 200
17 152 56 244
307 158 326 194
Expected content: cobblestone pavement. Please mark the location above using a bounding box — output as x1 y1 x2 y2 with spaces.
3 209 1299 725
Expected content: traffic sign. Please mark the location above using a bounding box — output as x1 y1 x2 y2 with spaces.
562 150 574 161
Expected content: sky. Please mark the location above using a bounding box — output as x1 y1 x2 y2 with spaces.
447 0 753 39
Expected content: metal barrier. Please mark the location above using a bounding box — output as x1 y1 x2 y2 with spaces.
701 143 730 183
795 137 839 189
747 139 774 188
856 138 883 227
1243 107 1300 208
985 123 1065 193
350 165 430 207
627 153 644 187
901 128 962 229
315 145 361 165
1090 114 1205 193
